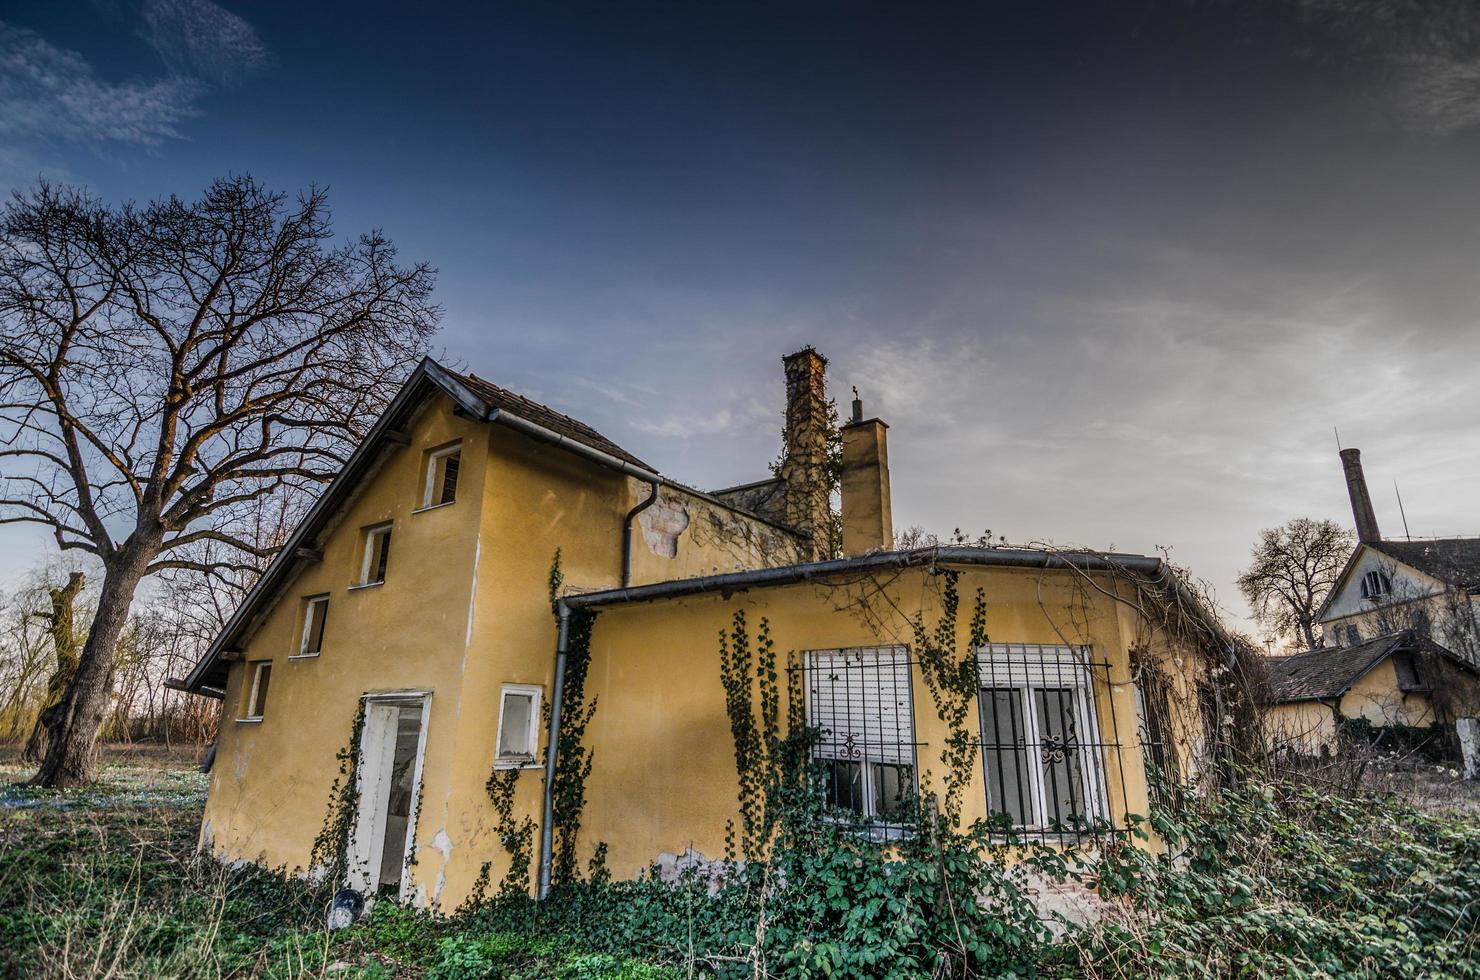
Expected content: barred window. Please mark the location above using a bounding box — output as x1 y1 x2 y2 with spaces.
976 644 1109 833
804 647 917 832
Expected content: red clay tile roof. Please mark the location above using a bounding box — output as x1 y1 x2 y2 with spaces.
451 370 656 471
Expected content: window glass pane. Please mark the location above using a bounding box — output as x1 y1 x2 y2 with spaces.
375 530 391 582
980 687 1031 826
306 600 327 653
252 664 271 716
439 453 460 505
1035 687 1087 828
499 692 533 758
871 762 912 819
822 758 865 815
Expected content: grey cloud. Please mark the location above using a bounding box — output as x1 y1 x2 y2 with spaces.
0 22 199 145
138 0 269 86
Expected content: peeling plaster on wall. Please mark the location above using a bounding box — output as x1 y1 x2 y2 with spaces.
640 497 691 558
232 743 251 781
652 847 729 895
431 828 454 905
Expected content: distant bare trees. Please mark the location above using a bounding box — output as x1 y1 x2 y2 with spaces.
1238 518 1355 651
0 175 439 785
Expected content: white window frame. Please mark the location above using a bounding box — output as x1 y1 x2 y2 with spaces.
804 646 918 826
419 444 462 510
241 660 272 721
358 523 393 586
293 595 330 659
976 643 1108 832
494 684 543 768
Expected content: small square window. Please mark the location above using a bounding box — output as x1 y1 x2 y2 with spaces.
422 445 461 508
495 684 542 767
298 596 329 656
359 524 392 585
243 661 272 720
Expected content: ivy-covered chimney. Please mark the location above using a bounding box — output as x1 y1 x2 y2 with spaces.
780 348 834 559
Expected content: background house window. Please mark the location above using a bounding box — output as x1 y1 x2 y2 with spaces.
1361 570 1393 600
298 595 329 657
803 647 917 833
495 684 542 767
243 661 272 720
422 444 461 508
359 524 392 585
976 643 1109 833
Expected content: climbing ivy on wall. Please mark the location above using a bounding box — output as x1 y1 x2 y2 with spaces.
546 551 599 886
912 569 989 826
718 610 805 861
484 768 535 895
309 701 366 894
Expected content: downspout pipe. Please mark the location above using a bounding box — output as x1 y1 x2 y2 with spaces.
622 480 661 588
538 599 571 900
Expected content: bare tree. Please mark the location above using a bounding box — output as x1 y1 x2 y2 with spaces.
1237 518 1355 651
22 570 85 762
0 176 438 786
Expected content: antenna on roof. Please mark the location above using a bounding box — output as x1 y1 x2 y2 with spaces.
1394 481 1412 540
1333 426 1342 451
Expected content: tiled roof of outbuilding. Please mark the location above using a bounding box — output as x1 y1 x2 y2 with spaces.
1264 634 1409 702
1371 538 1480 590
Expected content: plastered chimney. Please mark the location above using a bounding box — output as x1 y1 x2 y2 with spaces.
840 390 892 556
1340 448 1381 543
780 348 834 559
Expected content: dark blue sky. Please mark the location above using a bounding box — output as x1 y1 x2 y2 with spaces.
3 0 1479 637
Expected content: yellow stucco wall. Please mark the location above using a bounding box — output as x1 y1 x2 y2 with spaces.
202 397 488 900
1340 658 1435 728
576 566 1187 881
1264 701 1338 754
201 391 810 908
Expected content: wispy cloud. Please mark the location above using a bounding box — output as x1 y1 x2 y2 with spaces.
0 21 199 146
1285 0 1480 134
138 0 269 87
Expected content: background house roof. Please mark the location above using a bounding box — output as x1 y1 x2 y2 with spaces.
1264 634 1408 702
1263 630 1473 703
451 370 655 471
1370 538 1480 591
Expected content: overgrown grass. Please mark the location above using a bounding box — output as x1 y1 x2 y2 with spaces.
2 750 1478 978
0 752 675 979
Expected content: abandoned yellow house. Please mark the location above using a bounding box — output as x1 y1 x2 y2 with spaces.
178 348 1238 911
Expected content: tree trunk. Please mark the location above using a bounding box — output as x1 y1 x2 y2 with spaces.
22 572 86 764
30 553 151 788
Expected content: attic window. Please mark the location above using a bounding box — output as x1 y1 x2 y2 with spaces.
359 524 392 586
1360 570 1393 600
296 595 329 657
421 444 461 509
494 684 542 767
242 661 272 720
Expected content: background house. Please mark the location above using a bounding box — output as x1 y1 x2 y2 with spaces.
1261 449 1480 753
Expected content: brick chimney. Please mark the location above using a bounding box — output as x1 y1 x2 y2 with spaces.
780 348 834 559
840 389 892 556
1340 448 1381 543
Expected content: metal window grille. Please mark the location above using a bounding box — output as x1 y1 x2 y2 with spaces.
798 647 919 838
976 643 1126 837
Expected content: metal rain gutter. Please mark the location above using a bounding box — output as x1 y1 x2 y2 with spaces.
537 600 571 900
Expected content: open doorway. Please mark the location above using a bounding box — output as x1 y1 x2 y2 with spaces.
347 693 429 901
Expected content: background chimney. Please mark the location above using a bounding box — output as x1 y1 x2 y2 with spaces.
840 395 892 556
780 348 834 559
1340 448 1381 543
